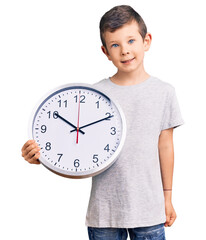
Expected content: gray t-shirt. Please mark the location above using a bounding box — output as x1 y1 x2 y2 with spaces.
85 76 184 228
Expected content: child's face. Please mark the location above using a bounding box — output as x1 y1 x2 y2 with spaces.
101 20 151 74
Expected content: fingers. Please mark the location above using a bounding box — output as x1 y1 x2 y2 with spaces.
164 216 170 227
21 139 35 152
27 152 41 164
164 213 177 227
21 140 41 164
168 215 176 227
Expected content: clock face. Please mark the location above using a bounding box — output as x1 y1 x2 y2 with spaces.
29 83 126 178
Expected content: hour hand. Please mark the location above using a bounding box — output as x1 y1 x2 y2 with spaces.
54 113 85 134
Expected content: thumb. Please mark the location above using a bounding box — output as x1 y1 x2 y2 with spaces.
164 215 170 227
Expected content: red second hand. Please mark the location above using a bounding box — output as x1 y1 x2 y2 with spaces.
76 90 81 144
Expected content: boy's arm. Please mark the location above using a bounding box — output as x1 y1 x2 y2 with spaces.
158 128 177 227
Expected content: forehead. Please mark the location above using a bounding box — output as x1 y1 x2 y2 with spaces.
104 20 141 42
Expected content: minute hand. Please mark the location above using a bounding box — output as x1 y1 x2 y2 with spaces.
70 115 114 133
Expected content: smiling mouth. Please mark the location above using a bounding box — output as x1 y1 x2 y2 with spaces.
121 57 135 64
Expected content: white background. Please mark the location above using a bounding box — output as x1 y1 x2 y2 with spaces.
0 0 205 239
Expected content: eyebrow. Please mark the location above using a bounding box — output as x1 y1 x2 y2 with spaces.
109 40 117 44
109 36 135 44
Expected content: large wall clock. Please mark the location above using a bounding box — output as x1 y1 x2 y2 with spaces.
29 83 126 178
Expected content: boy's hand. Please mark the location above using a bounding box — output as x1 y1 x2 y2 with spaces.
21 140 41 164
164 201 177 227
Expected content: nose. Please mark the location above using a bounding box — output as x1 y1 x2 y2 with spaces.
121 45 130 56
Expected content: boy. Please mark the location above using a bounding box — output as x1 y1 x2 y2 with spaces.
22 5 184 240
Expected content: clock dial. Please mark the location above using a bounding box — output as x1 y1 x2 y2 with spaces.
30 83 126 178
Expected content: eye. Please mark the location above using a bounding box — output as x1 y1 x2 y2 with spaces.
128 39 135 44
111 43 119 48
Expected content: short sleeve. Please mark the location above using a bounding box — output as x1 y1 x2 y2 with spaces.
161 87 184 131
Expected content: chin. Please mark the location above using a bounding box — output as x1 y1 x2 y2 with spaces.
121 66 139 73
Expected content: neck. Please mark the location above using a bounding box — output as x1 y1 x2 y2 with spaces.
111 66 150 86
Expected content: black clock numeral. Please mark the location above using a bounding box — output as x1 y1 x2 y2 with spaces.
57 153 63 162
104 144 110 152
41 125 47 133
47 111 59 119
93 154 99 163
96 101 100 109
105 112 112 118
53 111 59 119
74 159 80 168
74 95 85 103
45 142 51 151
47 111 51 118
58 100 68 108
110 127 116 135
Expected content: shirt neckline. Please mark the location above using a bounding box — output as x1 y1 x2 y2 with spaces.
108 76 153 88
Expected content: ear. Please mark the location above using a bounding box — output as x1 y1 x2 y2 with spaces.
143 33 152 52
101 46 111 61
